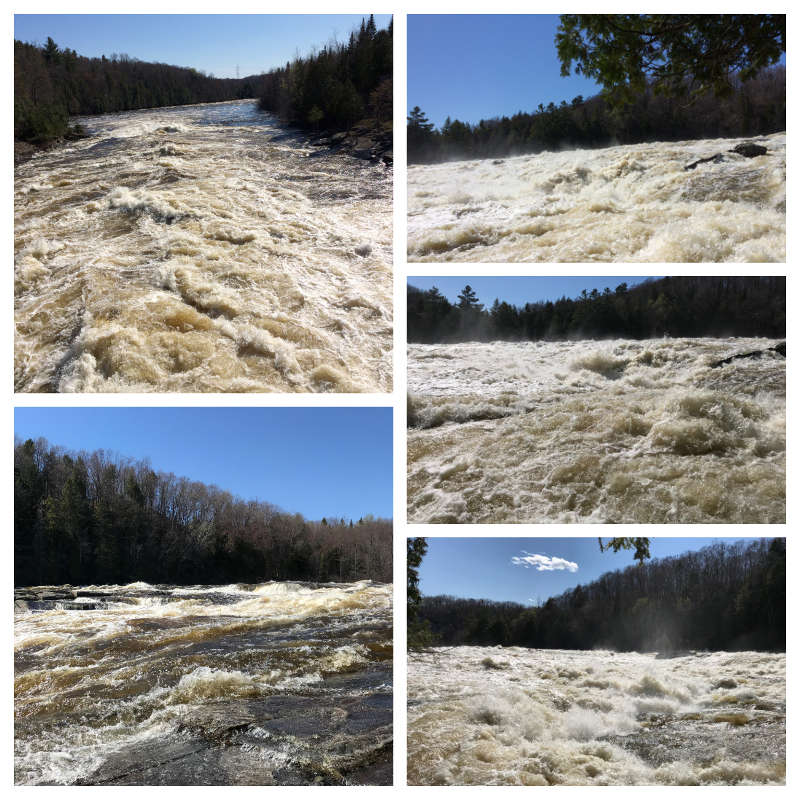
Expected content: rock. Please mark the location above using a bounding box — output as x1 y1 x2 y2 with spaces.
684 153 725 171
730 142 767 158
711 342 785 368
351 137 377 160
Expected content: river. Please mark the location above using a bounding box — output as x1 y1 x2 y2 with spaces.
408 646 785 785
15 100 392 392
407 338 785 523
407 133 785 262
14 581 392 785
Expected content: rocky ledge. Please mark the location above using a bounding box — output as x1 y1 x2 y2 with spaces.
310 124 392 165
684 141 770 171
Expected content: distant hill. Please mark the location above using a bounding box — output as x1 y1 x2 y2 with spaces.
418 539 785 652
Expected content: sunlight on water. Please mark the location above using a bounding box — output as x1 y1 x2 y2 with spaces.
15 101 392 393
15 581 392 785
408 647 785 785
407 338 785 523
407 134 785 262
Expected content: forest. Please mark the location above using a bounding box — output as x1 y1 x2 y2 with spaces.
408 12 785 166
14 437 392 587
15 15 390 145
415 539 785 652
407 276 786 344
14 37 256 143
408 67 785 164
258 15 392 135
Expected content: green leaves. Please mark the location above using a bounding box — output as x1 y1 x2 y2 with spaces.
556 14 785 106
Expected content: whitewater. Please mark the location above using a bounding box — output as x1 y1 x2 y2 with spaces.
407 338 785 523
15 100 392 392
14 581 392 785
407 133 785 262
407 646 785 785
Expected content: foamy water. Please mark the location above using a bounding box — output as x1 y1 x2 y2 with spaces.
407 133 785 262
407 338 785 523
15 581 392 785
15 100 392 392
408 646 785 785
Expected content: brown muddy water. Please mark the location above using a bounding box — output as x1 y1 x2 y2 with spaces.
408 646 785 785
14 581 392 785
15 100 392 393
407 133 785 262
407 337 785 523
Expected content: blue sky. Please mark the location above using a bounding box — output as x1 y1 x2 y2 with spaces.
14 407 392 521
416 538 764 605
14 14 392 79
408 277 659 308
408 15 602 128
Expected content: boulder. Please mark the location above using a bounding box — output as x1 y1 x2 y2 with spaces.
730 142 767 158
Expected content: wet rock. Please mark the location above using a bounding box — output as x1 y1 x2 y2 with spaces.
711 342 785 368
604 710 785 769
731 143 768 158
684 153 725 171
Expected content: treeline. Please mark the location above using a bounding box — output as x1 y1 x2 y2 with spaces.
408 66 785 163
418 539 785 652
14 438 392 587
15 37 257 143
259 15 392 134
407 276 786 343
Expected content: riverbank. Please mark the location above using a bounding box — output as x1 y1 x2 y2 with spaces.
309 121 393 164
14 125 90 165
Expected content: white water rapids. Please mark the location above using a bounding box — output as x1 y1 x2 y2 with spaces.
15 581 393 785
15 100 392 392
407 338 785 523
408 646 785 785
407 133 785 262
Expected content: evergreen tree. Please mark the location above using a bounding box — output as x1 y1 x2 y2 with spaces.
557 14 786 103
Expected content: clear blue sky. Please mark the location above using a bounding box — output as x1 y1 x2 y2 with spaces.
408 15 602 128
417 538 763 605
14 14 392 79
14 407 392 521
408 277 659 308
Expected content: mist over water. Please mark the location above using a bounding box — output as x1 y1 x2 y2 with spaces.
407 133 785 262
408 647 785 786
15 100 392 392
14 581 392 785
407 338 785 523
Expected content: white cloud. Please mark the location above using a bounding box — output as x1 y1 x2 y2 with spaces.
512 552 578 572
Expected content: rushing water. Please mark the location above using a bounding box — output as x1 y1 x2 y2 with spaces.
407 133 785 262
408 646 785 785
407 338 785 523
14 581 392 785
15 100 392 392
